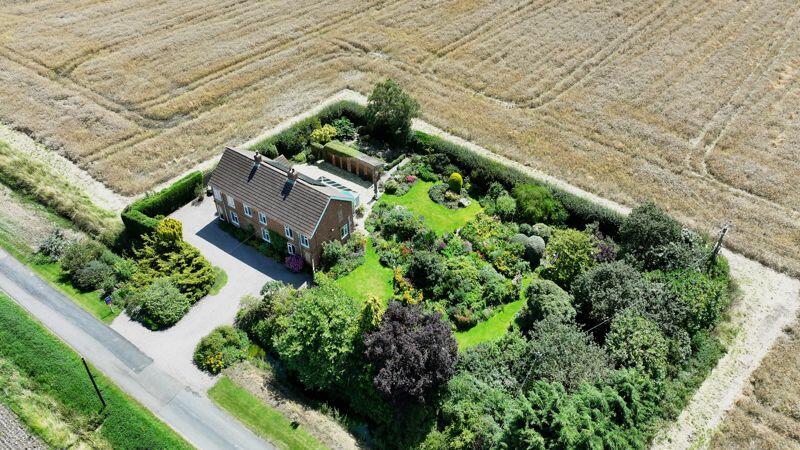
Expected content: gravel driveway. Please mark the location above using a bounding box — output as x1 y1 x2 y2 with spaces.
111 198 309 392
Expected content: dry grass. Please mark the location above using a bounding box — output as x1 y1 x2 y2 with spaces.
0 1 799 277
2 0 798 277
711 314 800 449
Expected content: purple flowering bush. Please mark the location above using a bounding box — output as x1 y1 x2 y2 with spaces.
285 254 304 272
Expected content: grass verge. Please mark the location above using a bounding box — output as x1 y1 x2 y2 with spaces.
0 140 119 237
0 292 192 449
335 238 392 305
379 181 482 234
208 376 327 450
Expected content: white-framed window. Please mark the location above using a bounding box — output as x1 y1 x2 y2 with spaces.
341 223 349 238
286 243 295 255
213 187 221 201
243 203 253 217
216 204 226 220
226 194 235 208
259 212 267 225
229 211 240 227
284 225 293 240
261 227 271 242
300 234 310 248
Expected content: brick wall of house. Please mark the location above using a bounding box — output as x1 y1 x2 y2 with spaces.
213 190 353 271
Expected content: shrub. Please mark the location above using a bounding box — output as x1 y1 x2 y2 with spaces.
512 184 567 225
321 239 348 269
378 206 424 242
273 283 360 391
407 250 445 295
72 259 114 292
261 143 279 159
155 217 182 243
366 79 420 143
570 261 645 328
530 223 552 242
540 229 597 289
516 278 575 333
121 171 203 239
511 233 545 267
606 312 669 379
127 278 190 330
60 238 105 275
448 172 463 192
37 229 67 262
494 194 516 221
193 325 249 374
619 202 683 270
525 317 612 391
133 220 215 303
649 269 730 336
365 302 457 405
235 285 297 350
332 117 357 140
285 254 304 272
310 124 337 144
383 179 399 194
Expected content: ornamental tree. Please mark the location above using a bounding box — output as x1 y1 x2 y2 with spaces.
448 172 463 192
366 79 420 143
540 229 597 289
365 302 457 405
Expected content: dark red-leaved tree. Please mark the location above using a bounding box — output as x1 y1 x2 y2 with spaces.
364 302 458 406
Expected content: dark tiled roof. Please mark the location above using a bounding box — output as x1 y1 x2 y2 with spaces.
209 147 345 237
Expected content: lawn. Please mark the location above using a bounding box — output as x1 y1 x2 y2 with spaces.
335 238 393 305
208 376 326 450
454 299 525 350
0 292 191 449
379 180 482 234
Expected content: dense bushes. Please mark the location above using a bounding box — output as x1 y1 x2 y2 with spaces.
121 171 203 239
193 325 249 374
59 238 132 295
251 101 366 158
539 228 597 288
365 302 458 405
515 278 575 332
571 261 645 327
606 312 669 379
512 184 567 224
126 278 189 330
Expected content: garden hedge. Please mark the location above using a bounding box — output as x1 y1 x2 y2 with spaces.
121 171 203 239
410 131 625 235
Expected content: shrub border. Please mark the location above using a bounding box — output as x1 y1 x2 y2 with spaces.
121 171 203 239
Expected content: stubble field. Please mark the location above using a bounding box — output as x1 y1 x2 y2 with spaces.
1 1 800 446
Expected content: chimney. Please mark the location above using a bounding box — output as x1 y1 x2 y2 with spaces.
254 153 263 165
287 168 299 181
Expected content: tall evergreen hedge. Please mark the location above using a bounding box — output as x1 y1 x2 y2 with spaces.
121 171 203 239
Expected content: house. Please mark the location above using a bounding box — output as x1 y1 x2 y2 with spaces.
208 147 355 271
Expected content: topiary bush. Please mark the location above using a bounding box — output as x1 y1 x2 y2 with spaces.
193 325 249 374
530 223 552 243
448 172 463 192
511 234 545 267
127 278 190 330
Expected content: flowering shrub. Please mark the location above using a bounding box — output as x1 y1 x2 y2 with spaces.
285 254 305 272
405 175 417 183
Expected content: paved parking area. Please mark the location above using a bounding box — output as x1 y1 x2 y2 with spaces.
111 198 308 392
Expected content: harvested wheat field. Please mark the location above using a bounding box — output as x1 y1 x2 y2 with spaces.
0 0 799 279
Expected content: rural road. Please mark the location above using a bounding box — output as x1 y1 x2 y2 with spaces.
0 248 274 450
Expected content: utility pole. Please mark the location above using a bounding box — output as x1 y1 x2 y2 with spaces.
82 357 107 411
708 221 732 271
